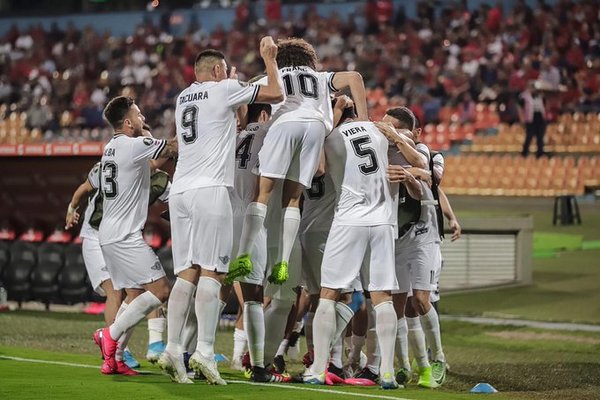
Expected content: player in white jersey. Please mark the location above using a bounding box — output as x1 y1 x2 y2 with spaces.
230 38 369 288
91 96 177 376
159 37 284 385
303 104 401 390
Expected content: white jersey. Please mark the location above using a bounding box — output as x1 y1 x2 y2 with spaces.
416 142 431 164
432 152 445 181
300 173 336 233
325 120 394 226
171 79 260 195
79 162 101 241
96 134 167 245
230 122 267 211
260 66 336 132
396 181 440 250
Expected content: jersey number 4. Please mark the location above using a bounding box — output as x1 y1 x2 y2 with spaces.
351 136 379 175
102 161 118 199
282 74 319 99
235 134 254 169
181 105 199 144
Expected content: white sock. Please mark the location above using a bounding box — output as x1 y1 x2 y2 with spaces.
334 302 354 342
305 311 315 351
115 302 128 320
310 298 336 375
195 277 221 358
148 316 166 345
181 305 197 354
348 334 366 364
396 317 411 370
276 338 288 357
233 327 248 361
114 302 130 361
263 298 292 365
109 292 161 340
330 335 343 369
420 307 445 362
365 299 380 374
238 202 267 256
165 278 196 355
407 316 430 369
277 207 301 263
244 301 265 368
292 319 304 334
116 326 135 361
374 301 397 377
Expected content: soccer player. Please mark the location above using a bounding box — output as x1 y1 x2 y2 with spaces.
229 38 369 287
93 96 177 375
159 37 283 385
303 104 400 389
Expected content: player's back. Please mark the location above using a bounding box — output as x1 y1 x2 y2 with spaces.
267 66 336 132
172 79 259 195
325 120 393 226
231 122 267 211
300 173 336 233
98 134 164 245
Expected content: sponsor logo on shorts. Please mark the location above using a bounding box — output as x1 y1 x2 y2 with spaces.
414 226 429 236
150 260 162 270
101 267 108 272
219 255 230 265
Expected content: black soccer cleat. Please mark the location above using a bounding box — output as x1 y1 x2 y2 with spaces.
272 355 287 374
355 366 379 384
251 366 291 383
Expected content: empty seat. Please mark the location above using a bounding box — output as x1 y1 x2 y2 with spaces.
58 243 89 304
30 243 65 306
4 241 37 303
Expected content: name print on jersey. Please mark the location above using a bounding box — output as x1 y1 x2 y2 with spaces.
179 91 209 104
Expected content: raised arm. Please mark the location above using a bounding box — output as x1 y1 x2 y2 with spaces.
254 36 284 104
387 165 423 200
375 122 427 169
156 137 179 160
331 71 368 121
65 179 94 229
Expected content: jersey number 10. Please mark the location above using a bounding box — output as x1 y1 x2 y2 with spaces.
282 74 319 99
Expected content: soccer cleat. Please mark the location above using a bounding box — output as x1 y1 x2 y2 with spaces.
146 341 166 364
230 355 244 371
273 355 286 374
158 351 193 384
96 327 117 373
123 350 140 369
268 261 288 284
116 360 139 376
431 360 447 386
354 367 379 384
93 328 104 359
380 372 400 390
302 350 314 368
396 367 412 386
100 359 115 375
189 351 227 385
328 364 344 380
224 254 253 285
325 370 345 385
418 366 440 389
302 370 325 385
251 366 291 383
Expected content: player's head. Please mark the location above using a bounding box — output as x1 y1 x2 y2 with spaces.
103 96 145 137
276 38 318 70
247 103 271 124
195 49 228 81
413 113 423 140
382 107 416 131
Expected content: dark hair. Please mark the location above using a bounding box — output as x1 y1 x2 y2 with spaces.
414 113 421 129
195 49 226 73
385 107 416 130
247 103 271 123
340 105 357 122
103 96 135 130
276 38 318 70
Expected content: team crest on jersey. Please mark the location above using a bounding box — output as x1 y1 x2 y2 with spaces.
151 260 162 270
143 138 154 146
219 255 230 265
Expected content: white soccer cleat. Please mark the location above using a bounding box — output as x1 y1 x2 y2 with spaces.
302 368 325 385
189 351 227 385
158 351 193 384
230 356 244 372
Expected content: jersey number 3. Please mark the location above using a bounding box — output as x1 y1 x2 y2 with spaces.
351 136 379 175
102 161 118 199
181 105 199 144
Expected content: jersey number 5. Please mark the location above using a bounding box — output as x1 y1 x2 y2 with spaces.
102 161 118 199
351 136 379 175
181 105 199 144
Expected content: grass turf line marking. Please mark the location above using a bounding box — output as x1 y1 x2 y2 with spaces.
0 356 414 400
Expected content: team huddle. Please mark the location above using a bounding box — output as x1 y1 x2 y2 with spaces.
65 36 462 390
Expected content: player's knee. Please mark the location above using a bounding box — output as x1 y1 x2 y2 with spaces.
153 281 171 303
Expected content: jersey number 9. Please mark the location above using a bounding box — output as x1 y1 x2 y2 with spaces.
181 105 199 144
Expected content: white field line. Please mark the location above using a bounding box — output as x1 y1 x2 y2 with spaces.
0 355 415 400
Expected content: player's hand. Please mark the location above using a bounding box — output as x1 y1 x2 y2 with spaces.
142 124 153 137
334 95 353 111
449 218 462 241
260 36 278 61
229 66 238 80
387 165 412 183
65 204 80 230
407 167 432 186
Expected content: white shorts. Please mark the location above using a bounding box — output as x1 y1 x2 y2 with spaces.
82 237 110 296
231 210 268 286
258 120 326 188
170 187 233 275
394 242 440 293
264 238 303 301
300 230 329 295
100 231 165 291
321 223 398 292
430 252 443 302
